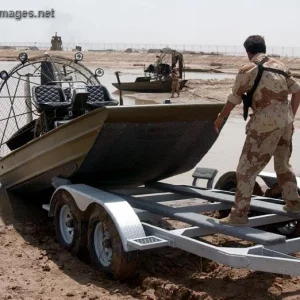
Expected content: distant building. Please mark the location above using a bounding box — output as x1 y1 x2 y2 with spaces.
50 32 63 51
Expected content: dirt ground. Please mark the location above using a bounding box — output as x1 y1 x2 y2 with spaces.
1 189 300 300
1 51 300 300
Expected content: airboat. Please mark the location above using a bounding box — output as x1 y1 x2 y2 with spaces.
0 51 223 194
112 48 188 93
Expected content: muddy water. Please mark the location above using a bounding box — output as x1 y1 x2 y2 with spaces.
90 67 236 105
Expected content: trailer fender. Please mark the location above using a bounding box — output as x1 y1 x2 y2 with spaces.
214 171 237 191
49 184 146 251
258 171 300 192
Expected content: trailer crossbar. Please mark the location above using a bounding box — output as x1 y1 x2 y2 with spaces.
114 192 286 245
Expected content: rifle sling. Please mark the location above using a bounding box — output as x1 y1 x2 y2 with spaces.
262 67 290 78
248 57 290 97
247 56 270 98
242 56 290 120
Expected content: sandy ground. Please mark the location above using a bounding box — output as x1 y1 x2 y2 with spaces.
1 51 300 299
2 190 300 300
1 49 300 125
1 49 300 72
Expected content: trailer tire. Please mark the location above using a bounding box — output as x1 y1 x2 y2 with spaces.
87 206 138 280
263 185 300 238
273 220 300 238
54 190 85 255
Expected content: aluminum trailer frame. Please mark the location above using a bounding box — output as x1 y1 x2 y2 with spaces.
45 177 300 278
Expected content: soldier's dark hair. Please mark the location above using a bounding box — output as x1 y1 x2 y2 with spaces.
243 35 266 54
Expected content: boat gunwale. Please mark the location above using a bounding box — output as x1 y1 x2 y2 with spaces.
1 107 108 160
105 103 224 122
112 79 188 93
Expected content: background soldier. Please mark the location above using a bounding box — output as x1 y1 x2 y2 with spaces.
214 35 300 226
171 67 180 98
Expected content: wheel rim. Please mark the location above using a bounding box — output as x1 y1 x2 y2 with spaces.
59 204 74 245
272 195 298 236
277 221 298 235
94 222 113 267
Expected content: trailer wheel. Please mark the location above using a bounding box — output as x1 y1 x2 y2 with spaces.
54 191 84 254
275 221 300 237
264 185 300 237
88 206 138 280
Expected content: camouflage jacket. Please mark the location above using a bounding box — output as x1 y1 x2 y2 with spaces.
171 71 179 81
227 53 300 133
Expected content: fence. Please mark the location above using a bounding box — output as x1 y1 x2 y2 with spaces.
1 42 300 57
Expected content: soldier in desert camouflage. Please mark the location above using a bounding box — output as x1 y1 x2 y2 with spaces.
214 35 300 226
171 67 180 98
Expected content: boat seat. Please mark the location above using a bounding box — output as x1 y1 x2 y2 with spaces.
86 85 119 108
32 85 72 111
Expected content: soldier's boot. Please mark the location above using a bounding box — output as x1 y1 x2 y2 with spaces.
283 201 300 213
219 213 249 227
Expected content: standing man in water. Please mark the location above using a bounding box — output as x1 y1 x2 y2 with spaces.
171 67 180 98
214 35 300 226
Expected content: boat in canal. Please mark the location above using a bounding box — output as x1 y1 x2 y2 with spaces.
112 48 188 93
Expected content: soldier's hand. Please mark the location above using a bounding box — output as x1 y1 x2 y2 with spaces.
214 116 223 134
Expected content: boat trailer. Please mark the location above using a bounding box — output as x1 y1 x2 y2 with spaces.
43 168 300 279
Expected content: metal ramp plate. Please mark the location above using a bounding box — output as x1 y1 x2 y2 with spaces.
127 236 169 250
118 193 286 246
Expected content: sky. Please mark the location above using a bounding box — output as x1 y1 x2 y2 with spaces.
0 0 300 48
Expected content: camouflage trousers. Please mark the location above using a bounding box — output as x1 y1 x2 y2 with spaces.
231 122 300 217
171 80 180 95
